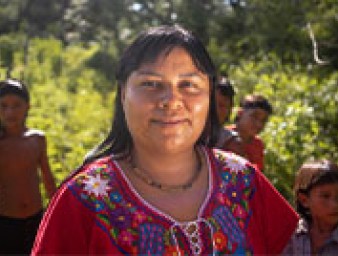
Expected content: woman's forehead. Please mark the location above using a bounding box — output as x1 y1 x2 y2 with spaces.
132 49 207 78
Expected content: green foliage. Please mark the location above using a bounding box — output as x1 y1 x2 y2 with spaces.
229 57 338 202
0 1 337 206
0 33 26 76
7 38 115 190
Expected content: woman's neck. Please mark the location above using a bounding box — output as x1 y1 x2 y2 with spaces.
130 146 200 186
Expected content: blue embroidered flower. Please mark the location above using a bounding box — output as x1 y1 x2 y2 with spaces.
110 191 122 203
221 171 232 183
242 174 251 187
95 200 105 211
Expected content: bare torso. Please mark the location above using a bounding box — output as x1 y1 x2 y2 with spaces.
0 129 44 218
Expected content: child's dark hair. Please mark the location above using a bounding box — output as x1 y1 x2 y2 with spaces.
216 76 235 102
234 94 272 122
0 79 30 102
239 94 272 114
295 159 338 222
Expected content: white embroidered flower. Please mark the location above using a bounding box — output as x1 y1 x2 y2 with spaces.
226 154 247 173
83 174 111 197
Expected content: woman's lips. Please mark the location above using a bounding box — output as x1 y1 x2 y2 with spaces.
151 118 189 126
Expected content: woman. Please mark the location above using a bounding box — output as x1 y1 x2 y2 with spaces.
32 25 298 255
228 94 273 171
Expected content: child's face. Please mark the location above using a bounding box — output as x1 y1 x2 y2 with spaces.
301 183 338 228
0 94 29 129
237 108 270 138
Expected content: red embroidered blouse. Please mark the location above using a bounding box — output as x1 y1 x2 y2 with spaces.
32 148 298 255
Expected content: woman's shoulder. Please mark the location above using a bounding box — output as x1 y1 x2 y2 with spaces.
65 156 119 192
208 147 257 196
210 147 255 174
62 156 123 209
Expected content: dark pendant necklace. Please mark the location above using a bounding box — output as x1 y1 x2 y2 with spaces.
129 149 203 192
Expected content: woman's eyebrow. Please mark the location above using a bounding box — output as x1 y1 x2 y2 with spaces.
135 70 162 77
134 70 205 81
179 72 206 81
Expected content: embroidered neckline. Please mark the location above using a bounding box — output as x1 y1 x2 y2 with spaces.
129 148 203 191
114 147 213 225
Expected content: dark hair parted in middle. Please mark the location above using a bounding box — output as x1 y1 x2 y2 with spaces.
84 25 219 164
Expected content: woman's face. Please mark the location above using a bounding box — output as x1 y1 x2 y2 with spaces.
122 47 210 154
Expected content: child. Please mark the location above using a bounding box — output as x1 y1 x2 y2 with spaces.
228 94 272 171
0 79 57 254
215 76 245 157
283 159 338 255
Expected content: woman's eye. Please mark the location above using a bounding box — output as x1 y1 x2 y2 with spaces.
141 81 162 88
179 81 195 88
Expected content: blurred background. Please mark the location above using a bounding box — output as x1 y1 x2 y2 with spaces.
0 0 337 204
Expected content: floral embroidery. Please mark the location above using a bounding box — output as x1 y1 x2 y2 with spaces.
108 207 132 230
68 149 255 255
164 245 185 256
211 149 254 254
224 153 247 173
83 173 111 197
213 231 228 251
110 191 122 203
133 210 147 226
118 230 134 246
213 206 244 248
226 183 243 204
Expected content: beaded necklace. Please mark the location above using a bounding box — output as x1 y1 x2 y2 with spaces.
129 150 202 192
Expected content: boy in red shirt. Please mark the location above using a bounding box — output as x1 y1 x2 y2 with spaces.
228 94 272 171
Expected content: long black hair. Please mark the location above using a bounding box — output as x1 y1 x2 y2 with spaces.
82 25 219 165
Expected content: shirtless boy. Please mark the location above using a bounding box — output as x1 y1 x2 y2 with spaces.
0 79 57 254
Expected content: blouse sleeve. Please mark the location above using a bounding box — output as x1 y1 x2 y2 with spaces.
247 169 299 254
32 184 93 254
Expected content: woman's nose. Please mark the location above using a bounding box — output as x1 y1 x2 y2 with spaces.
158 87 183 110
